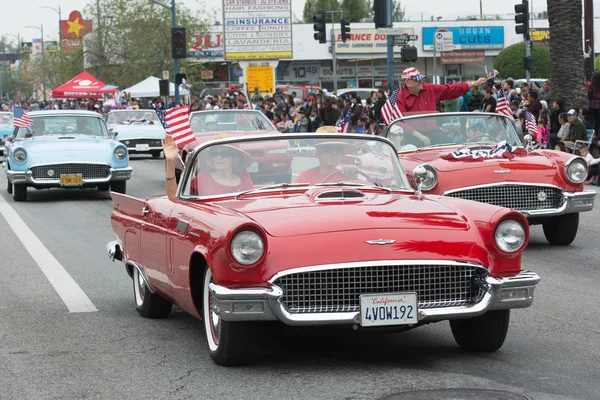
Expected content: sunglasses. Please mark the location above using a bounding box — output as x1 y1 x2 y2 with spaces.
321 145 345 154
209 149 235 158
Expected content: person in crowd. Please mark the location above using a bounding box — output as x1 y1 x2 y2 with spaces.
577 143 600 184
295 108 310 133
549 98 565 135
527 90 542 120
537 116 549 147
350 116 367 133
481 87 497 112
539 80 553 102
562 109 589 148
309 108 322 132
503 78 517 104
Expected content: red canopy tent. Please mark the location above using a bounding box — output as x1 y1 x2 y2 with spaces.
50 70 118 99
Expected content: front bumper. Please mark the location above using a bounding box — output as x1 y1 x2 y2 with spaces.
207 271 540 326
3 162 133 186
522 190 596 217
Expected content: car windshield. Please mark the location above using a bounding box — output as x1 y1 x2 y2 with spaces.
15 116 108 138
180 135 411 198
386 114 522 151
0 113 13 126
190 111 273 133
106 110 159 124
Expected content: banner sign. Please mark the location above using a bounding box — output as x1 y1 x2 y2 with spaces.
440 141 526 161
246 63 275 94
277 61 319 83
60 10 93 39
423 26 504 50
223 0 293 60
334 28 415 54
190 28 224 57
440 50 486 64
530 28 550 46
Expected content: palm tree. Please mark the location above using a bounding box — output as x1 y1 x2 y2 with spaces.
547 0 587 110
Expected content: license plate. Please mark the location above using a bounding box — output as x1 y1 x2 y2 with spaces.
248 162 259 173
136 144 150 151
359 293 418 327
60 174 83 186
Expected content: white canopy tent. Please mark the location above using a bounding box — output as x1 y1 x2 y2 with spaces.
122 76 175 98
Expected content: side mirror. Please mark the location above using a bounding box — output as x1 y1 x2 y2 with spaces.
110 129 118 138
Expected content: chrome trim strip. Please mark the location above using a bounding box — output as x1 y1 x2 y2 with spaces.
5 165 132 185
267 259 489 284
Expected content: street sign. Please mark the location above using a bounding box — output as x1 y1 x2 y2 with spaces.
162 71 169 80
434 31 453 52
394 34 419 46
376 28 404 35
246 65 275 95
21 42 32 53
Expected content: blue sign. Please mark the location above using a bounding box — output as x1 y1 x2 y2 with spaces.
422 26 504 51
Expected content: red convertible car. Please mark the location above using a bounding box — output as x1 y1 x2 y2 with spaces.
176 110 290 184
107 133 540 365
385 112 596 246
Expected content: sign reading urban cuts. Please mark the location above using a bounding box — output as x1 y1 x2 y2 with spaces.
422 26 504 51
223 0 293 60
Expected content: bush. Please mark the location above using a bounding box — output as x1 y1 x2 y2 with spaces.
494 42 550 79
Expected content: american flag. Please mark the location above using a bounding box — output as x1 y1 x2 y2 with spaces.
337 106 352 133
381 87 403 126
13 107 33 128
495 88 514 121
525 111 538 135
155 106 196 148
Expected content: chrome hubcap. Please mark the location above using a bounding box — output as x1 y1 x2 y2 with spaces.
134 269 145 306
209 292 221 344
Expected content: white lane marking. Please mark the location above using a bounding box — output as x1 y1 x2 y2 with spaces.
0 195 98 313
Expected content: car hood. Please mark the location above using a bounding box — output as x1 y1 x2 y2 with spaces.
17 136 113 153
0 126 13 136
216 190 470 237
401 146 556 173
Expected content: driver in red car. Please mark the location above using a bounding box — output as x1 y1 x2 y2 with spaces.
396 68 488 146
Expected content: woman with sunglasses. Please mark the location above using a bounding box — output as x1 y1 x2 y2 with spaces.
162 135 254 199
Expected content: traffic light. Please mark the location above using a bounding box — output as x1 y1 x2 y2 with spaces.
400 46 418 62
514 0 530 40
373 0 392 28
313 12 326 43
171 27 186 59
523 56 534 72
340 20 351 43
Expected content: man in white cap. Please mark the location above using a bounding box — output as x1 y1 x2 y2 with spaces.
396 68 487 145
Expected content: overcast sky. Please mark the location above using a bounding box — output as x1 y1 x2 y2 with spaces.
0 0 593 44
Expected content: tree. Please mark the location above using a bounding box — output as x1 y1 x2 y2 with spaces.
313 0 341 22
494 42 550 81
341 0 369 22
392 0 405 21
302 0 318 23
82 0 209 91
547 0 587 110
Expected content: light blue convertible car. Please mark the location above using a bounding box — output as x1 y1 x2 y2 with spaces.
2 110 132 201
0 112 14 155
105 109 166 158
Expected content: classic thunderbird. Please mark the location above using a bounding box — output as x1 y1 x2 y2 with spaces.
2 110 132 201
105 110 166 158
175 110 287 184
0 112 14 155
107 133 540 365
385 112 596 246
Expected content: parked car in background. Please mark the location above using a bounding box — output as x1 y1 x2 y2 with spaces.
105 110 166 158
0 112 14 155
385 112 596 245
275 84 321 99
176 110 288 184
2 110 132 201
107 133 540 366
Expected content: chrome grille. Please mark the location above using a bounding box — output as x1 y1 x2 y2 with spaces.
31 164 111 180
445 185 565 212
273 264 487 313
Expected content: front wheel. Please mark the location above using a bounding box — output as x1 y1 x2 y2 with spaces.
12 183 27 201
542 213 579 246
111 180 126 194
203 268 257 366
450 310 510 352
7 177 12 194
133 267 172 318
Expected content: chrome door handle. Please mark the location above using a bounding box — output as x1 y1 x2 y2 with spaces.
142 206 150 216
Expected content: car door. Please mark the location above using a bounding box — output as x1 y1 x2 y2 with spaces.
140 197 176 294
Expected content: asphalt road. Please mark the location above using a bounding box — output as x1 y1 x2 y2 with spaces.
1 153 599 400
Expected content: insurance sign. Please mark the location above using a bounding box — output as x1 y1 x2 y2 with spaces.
223 0 293 60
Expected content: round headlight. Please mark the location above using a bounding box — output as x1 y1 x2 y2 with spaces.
13 149 27 162
494 220 526 253
413 163 437 191
566 157 587 184
114 147 127 160
230 230 264 265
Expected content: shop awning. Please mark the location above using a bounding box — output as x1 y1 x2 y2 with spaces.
51 71 116 99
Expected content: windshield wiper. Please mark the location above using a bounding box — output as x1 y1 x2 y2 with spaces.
236 183 311 198
315 182 391 193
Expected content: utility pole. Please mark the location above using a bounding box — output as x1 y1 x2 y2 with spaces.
329 12 338 92
3 48 7 99
584 0 595 80
151 0 180 104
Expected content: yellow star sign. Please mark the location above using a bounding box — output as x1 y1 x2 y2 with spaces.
67 17 84 37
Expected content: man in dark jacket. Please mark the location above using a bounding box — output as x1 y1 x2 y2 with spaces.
563 109 589 144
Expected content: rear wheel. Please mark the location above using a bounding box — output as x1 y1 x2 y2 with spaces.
450 310 510 352
12 184 27 201
203 268 257 366
543 213 579 245
111 180 126 194
133 267 172 318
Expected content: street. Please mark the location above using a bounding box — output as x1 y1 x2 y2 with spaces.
1 154 599 400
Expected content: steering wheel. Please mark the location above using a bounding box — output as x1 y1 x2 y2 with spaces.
320 166 371 183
